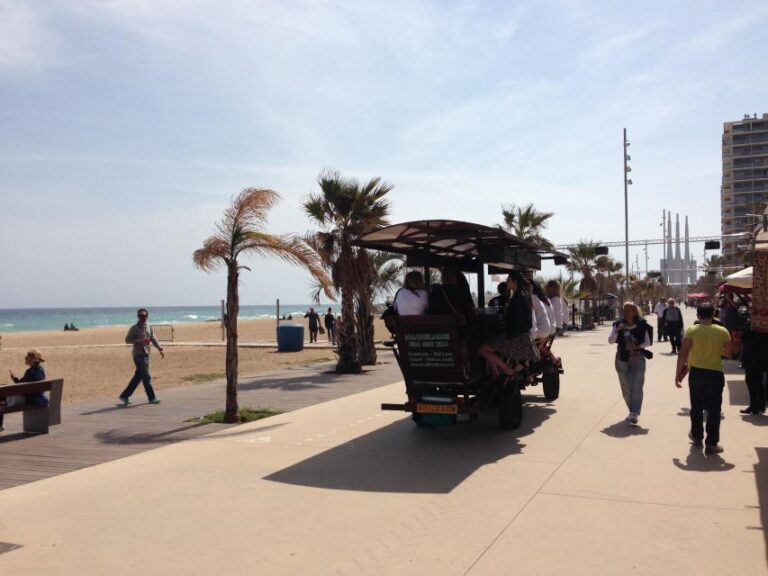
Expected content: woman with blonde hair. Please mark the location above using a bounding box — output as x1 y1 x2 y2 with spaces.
609 302 651 425
1 349 48 432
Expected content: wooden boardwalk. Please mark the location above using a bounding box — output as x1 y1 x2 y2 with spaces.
0 355 401 491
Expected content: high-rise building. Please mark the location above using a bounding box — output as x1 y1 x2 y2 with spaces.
721 113 768 266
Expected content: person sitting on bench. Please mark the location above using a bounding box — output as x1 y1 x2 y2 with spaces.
1 349 48 432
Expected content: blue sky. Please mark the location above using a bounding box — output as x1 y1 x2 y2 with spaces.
1 0 767 307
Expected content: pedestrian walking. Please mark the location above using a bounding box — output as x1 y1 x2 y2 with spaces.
609 302 651 426
119 308 164 406
304 307 320 343
324 307 336 344
662 298 684 353
653 297 667 342
739 324 767 415
675 303 732 454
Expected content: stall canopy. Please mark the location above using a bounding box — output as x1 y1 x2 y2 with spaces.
724 266 753 289
686 292 711 301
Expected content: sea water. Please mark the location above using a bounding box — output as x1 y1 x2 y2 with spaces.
0 305 341 333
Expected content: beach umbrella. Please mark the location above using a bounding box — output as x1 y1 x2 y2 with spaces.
724 266 753 289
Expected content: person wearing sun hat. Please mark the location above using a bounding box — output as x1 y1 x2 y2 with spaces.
1 349 48 432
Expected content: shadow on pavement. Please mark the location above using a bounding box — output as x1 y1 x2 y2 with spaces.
239 376 323 392
741 415 768 427
600 421 649 437
94 422 211 445
265 404 555 494
671 449 735 472
727 378 751 407
239 364 391 392
755 447 768 567
80 402 156 416
0 432 32 444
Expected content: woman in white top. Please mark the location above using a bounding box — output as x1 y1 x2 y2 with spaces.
546 280 566 334
392 271 429 316
529 280 554 338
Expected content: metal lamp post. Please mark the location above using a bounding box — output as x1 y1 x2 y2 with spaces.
623 128 632 285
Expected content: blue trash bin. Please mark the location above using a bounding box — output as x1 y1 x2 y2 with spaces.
277 323 304 352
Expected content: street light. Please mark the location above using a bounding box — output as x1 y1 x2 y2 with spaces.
623 128 632 298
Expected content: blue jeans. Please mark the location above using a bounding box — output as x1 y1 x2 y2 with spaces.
615 357 646 415
120 355 156 401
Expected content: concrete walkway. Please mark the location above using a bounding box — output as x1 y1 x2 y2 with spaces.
0 311 766 575
0 357 402 489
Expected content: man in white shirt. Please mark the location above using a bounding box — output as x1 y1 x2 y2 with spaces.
653 297 667 343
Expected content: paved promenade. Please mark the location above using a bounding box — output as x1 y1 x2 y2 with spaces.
0 356 401 489
0 311 766 575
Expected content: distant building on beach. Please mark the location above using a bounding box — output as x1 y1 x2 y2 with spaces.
721 113 768 267
660 212 696 286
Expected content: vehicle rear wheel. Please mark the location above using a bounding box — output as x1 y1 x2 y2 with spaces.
498 385 523 430
543 371 560 401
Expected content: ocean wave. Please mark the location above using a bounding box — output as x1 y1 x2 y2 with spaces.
183 315 199 320
1 323 14 328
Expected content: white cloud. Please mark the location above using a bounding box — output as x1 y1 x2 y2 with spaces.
0 1 57 72
684 7 768 53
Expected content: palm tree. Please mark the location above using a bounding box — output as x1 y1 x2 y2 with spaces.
368 251 405 304
595 255 623 295
499 203 554 249
565 241 602 296
303 171 393 373
193 188 332 422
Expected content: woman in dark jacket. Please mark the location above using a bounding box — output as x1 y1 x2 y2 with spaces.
1 349 47 432
609 302 651 425
479 271 538 379
428 264 475 322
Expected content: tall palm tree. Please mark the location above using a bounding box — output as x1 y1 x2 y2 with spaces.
303 171 393 373
499 203 555 250
193 188 332 422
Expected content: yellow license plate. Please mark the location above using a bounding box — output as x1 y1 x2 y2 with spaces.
417 403 457 414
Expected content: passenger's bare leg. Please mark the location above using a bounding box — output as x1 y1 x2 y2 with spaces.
479 344 515 378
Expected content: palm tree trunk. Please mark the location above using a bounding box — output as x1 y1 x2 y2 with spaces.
357 298 377 366
224 261 240 422
336 246 361 374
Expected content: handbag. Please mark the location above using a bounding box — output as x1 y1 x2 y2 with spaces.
318 325 326 335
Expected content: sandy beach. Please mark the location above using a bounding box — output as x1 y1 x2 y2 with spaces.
0 318 389 405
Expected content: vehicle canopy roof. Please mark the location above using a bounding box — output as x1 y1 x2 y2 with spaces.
354 219 567 272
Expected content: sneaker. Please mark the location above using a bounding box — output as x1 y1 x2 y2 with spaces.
118 397 131 407
149 398 161 405
704 444 724 455
628 413 639 425
624 413 633 423
688 431 703 447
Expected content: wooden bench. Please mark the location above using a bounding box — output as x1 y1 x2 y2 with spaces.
0 379 64 434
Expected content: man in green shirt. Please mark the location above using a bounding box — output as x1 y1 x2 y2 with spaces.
675 303 732 454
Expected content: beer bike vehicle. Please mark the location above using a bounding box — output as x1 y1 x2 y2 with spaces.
354 220 567 430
